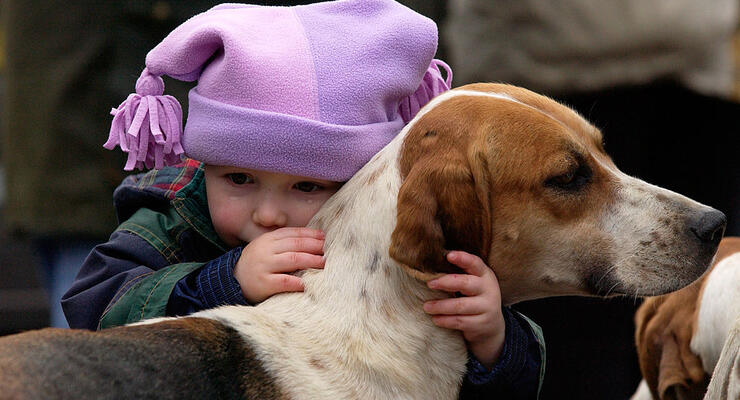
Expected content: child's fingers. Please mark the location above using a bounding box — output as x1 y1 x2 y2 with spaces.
272 252 325 272
267 274 305 294
423 296 487 316
446 251 489 278
267 227 325 240
427 273 483 296
430 313 488 332
273 237 325 255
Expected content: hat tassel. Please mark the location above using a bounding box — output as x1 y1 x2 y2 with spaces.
104 68 184 170
399 59 453 124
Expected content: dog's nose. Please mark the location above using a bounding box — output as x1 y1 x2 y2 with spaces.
690 209 727 244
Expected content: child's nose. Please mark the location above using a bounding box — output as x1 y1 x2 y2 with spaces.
252 201 287 228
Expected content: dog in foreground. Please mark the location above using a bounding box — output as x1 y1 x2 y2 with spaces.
632 236 740 400
0 84 726 399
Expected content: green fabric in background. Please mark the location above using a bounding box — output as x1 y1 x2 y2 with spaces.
1 0 220 239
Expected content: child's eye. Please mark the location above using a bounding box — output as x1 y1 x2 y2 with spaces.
227 173 252 185
294 181 323 193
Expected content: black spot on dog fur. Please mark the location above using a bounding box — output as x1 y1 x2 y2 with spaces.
367 251 380 273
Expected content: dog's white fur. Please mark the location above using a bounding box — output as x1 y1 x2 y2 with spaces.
692 253 740 372
704 320 740 400
695 253 740 400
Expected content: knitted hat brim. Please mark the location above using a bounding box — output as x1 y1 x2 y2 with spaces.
183 89 405 182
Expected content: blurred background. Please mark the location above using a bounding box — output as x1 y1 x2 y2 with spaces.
1 1 738 399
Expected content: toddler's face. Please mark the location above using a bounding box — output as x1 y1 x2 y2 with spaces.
204 165 342 247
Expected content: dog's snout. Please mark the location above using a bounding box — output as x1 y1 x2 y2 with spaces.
690 209 727 244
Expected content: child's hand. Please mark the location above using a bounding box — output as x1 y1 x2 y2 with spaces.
423 251 506 369
235 227 326 304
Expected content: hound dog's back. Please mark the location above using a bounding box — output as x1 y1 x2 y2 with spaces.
0 318 287 400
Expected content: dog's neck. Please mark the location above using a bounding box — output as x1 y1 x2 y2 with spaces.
192 125 467 399
305 131 427 307
250 128 467 399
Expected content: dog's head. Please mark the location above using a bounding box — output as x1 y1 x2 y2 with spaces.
389 83 725 304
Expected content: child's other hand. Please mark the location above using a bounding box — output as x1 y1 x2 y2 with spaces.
235 227 325 304
423 251 505 369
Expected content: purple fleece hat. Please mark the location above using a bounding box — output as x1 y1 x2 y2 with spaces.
104 0 452 181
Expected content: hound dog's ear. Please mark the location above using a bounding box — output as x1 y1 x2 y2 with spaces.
635 295 709 400
656 336 710 400
389 144 492 281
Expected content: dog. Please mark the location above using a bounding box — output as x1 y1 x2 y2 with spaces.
0 83 726 399
632 237 740 400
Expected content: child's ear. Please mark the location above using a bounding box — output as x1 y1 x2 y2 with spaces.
389 150 491 280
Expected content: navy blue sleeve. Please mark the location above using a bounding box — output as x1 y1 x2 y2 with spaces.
61 230 247 330
167 247 249 316
459 307 542 399
61 230 170 330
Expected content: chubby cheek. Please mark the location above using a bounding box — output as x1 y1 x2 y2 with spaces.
290 198 329 226
209 198 251 247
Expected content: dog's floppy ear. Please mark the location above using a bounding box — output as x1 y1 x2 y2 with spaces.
389 144 491 280
636 294 710 400
656 336 709 400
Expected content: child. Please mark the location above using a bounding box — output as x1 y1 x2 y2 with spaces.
62 1 543 397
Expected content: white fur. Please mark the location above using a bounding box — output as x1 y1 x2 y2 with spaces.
703 319 740 400
630 379 653 400
691 253 740 372
605 175 718 296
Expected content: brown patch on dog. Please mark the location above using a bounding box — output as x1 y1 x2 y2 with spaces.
379 300 398 322
309 357 326 370
331 204 345 222
390 100 492 276
310 214 326 230
366 163 387 185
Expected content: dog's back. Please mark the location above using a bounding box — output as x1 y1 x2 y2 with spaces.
0 318 286 400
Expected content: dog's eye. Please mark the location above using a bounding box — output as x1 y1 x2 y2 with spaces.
546 165 592 191
552 170 575 186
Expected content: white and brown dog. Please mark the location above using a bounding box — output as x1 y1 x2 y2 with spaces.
0 84 726 399
632 237 740 400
